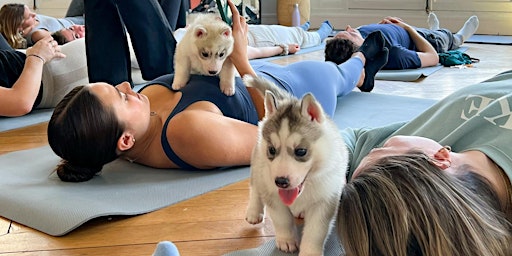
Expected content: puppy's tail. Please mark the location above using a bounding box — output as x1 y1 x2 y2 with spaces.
242 75 292 101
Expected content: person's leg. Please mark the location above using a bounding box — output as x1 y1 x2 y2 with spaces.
252 57 364 117
316 21 333 41
357 31 389 92
296 21 332 48
455 16 479 42
65 0 84 17
115 0 177 81
415 27 454 53
85 0 131 84
39 38 88 108
300 21 311 31
427 12 439 30
158 0 187 30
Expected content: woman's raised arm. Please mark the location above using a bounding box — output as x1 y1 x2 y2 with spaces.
226 0 257 78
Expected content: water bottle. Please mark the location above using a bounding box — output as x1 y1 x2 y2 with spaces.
291 3 300 27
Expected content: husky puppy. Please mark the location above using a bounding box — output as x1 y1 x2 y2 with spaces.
172 14 235 96
243 75 348 256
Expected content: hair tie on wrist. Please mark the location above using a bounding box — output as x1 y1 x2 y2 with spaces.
276 43 289 56
27 54 46 64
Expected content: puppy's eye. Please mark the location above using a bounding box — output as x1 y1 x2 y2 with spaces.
268 146 276 156
294 148 307 157
218 50 226 58
201 51 210 58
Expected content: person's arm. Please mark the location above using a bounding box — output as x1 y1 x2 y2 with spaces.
0 37 65 116
380 17 439 68
226 0 256 77
247 44 300 59
168 109 259 169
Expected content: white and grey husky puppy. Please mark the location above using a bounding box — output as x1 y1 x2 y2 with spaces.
243 75 349 255
172 14 235 96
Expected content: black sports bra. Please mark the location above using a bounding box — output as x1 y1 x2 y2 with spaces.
140 74 259 170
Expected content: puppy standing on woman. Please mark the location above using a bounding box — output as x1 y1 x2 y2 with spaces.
172 14 236 95
244 75 349 255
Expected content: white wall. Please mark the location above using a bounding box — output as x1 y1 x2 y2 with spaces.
262 0 512 35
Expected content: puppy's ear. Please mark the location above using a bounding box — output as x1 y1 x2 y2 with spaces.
221 27 232 37
194 26 208 38
301 93 325 123
264 91 278 116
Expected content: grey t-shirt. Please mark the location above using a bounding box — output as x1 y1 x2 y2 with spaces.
343 70 512 183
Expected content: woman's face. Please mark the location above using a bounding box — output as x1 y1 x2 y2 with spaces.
353 136 446 177
20 5 37 32
89 82 151 135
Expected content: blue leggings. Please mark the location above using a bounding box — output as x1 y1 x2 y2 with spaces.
251 57 363 117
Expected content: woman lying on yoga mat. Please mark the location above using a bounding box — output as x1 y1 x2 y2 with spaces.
336 70 512 255
51 23 300 60
0 0 186 117
52 23 299 60
0 34 66 117
0 3 84 48
47 0 389 182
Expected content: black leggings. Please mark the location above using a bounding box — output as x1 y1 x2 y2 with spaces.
85 0 179 85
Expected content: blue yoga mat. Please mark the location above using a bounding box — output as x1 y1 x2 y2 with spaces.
466 34 512 45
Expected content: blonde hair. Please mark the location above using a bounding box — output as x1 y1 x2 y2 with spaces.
338 153 512 256
0 3 27 48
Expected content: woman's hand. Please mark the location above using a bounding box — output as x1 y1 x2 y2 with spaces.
227 0 256 77
25 36 66 63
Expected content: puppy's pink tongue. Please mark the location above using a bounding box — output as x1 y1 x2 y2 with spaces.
278 188 299 206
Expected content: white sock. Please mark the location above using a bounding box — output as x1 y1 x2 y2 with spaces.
427 13 439 30
456 15 479 42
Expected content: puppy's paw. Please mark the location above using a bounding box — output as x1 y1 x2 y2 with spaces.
171 82 186 91
245 208 264 224
275 236 299 253
172 73 189 91
220 80 235 96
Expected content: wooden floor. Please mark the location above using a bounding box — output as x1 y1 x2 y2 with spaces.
1 42 511 256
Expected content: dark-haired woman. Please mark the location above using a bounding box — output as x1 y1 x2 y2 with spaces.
47 0 388 182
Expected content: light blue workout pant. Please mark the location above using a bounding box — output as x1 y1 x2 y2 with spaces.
251 57 364 117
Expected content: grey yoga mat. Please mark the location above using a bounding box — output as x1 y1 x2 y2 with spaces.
466 34 512 45
0 84 147 133
0 92 436 237
375 46 469 82
0 108 53 132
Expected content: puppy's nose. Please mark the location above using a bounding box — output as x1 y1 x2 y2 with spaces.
275 177 289 188
208 70 217 75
